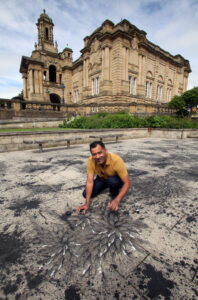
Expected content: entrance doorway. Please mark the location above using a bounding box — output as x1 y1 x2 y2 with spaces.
50 93 61 111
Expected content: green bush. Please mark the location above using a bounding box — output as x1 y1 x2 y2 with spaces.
59 112 198 129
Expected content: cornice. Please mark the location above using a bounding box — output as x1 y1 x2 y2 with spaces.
20 56 44 73
139 42 191 72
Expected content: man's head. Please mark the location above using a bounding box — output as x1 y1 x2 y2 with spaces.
90 141 108 165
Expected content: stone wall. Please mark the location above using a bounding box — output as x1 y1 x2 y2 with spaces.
0 98 176 121
0 128 197 153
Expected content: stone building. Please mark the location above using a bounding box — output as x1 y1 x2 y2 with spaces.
20 10 191 108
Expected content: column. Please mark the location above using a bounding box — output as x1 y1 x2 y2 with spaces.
38 70 42 94
123 47 126 80
29 69 34 94
142 56 146 85
101 49 105 81
138 55 142 85
23 76 27 98
104 47 110 80
125 48 129 80
83 59 86 87
34 70 39 94
86 58 89 86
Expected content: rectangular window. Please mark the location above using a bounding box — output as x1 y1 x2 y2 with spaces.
92 79 95 96
129 76 132 94
43 71 46 81
146 81 152 99
160 86 163 100
167 88 172 101
74 90 78 103
146 81 149 98
169 88 171 101
96 77 99 95
157 85 160 100
133 77 136 95
149 82 152 98
166 88 170 101
129 76 136 95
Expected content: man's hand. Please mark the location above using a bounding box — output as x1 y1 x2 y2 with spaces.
108 199 119 211
76 204 89 214
108 175 131 211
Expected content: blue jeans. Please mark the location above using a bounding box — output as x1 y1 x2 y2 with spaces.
83 175 123 199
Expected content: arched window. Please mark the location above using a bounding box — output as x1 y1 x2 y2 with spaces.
49 65 56 83
145 71 153 99
147 71 153 78
156 75 164 101
45 27 49 40
129 76 136 95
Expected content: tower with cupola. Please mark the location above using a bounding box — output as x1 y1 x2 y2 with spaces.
36 9 58 54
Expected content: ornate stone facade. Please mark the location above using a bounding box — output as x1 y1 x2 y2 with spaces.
20 10 191 107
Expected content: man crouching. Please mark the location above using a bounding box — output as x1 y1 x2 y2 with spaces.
76 141 130 213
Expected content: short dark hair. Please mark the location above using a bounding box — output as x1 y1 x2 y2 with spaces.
90 140 105 151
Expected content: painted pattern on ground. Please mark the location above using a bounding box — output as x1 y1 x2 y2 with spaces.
0 138 198 299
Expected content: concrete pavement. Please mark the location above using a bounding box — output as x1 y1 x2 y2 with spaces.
0 138 197 299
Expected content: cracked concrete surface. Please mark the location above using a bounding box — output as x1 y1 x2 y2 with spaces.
0 138 197 300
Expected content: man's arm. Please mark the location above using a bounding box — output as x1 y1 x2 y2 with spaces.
108 175 131 211
76 174 94 213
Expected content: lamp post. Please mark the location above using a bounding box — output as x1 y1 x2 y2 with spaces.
61 83 65 104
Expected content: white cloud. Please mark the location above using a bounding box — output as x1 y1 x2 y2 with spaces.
0 0 197 98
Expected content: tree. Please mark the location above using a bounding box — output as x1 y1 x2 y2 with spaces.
168 95 188 116
182 87 198 108
17 90 24 99
168 86 198 116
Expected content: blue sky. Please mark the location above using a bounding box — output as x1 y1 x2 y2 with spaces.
0 0 198 98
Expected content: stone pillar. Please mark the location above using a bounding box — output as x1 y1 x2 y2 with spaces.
83 58 89 87
34 70 39 94
86 58 89 87
123 47 126 80
125 48 129 81
23 75 28 98
102 49 105 81
183 72 188 91
138 54 145 96
46 70 49 82
83 59 86 87
29 69 34 94
104 47 110 80
13 101 21 113
38 70 43 94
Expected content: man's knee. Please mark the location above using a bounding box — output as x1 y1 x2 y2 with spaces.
107 175 123 188
82 189 86 198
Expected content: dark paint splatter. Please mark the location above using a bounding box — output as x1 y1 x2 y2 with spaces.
22 165 51 173
60 211 73 220
3 283 18 295
65 285 80 300
0 231 24 265
8 200 40 215
142 264 175 300
186 216 196 223
114 291 120 299
25 272 44 289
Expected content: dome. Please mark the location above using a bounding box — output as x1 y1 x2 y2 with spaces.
37 9 53 24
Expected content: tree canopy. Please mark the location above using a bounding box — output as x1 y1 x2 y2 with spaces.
182 87 198 108
168 86 198 115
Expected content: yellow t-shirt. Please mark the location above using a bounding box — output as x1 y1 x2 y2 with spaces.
87 153 128 179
